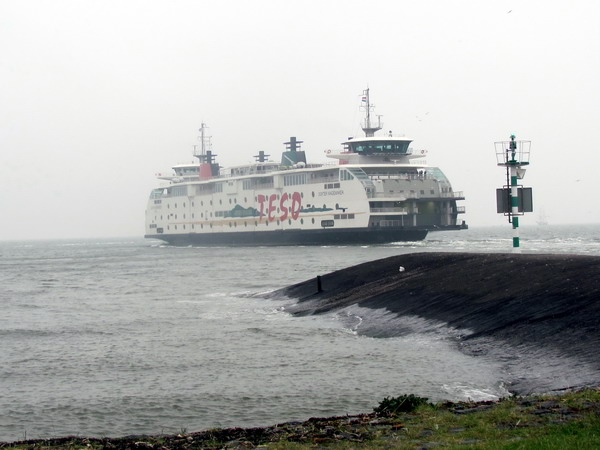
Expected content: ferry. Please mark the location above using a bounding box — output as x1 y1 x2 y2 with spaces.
144 90 467 245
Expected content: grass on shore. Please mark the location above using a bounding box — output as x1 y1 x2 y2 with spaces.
3 388 599 449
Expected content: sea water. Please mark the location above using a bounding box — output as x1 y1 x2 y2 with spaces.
0 225 598 441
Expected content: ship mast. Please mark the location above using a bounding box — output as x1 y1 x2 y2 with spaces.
194 123 218 180
360 88 382 137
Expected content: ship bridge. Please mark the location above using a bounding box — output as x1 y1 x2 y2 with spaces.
342 136 413 156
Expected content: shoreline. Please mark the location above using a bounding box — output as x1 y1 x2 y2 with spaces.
3 388 599 448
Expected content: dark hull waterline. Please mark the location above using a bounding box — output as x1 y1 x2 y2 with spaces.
144 226 467 246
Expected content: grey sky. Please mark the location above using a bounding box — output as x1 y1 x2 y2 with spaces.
1 0 598 240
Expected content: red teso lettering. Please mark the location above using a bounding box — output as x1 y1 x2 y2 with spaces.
279 192 289 221
291 192 302 220
268 194 277 221
257 194 266 218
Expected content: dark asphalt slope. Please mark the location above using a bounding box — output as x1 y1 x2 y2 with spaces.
269 252 600 391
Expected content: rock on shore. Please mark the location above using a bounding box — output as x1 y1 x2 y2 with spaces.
270 252 600 393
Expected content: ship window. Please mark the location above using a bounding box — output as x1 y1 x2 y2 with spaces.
300 219 304 224
350 140 410 154
312 218 315 224
348 214 355 219
171 186 187 197
334 214 340 219
321 220 334 227
284 173 307 186
340 170 354 181
430 190 435 194
420 190 425 195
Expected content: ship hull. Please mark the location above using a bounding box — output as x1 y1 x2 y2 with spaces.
145 226 436 246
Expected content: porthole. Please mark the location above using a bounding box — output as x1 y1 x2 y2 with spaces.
300 219 304 224
312 218 315 224
312 192 315 197
288 219 291 225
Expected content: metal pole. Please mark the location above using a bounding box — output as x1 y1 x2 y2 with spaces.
510 165 520 253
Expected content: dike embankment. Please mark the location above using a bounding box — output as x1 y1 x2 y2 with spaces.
270 252 600 393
